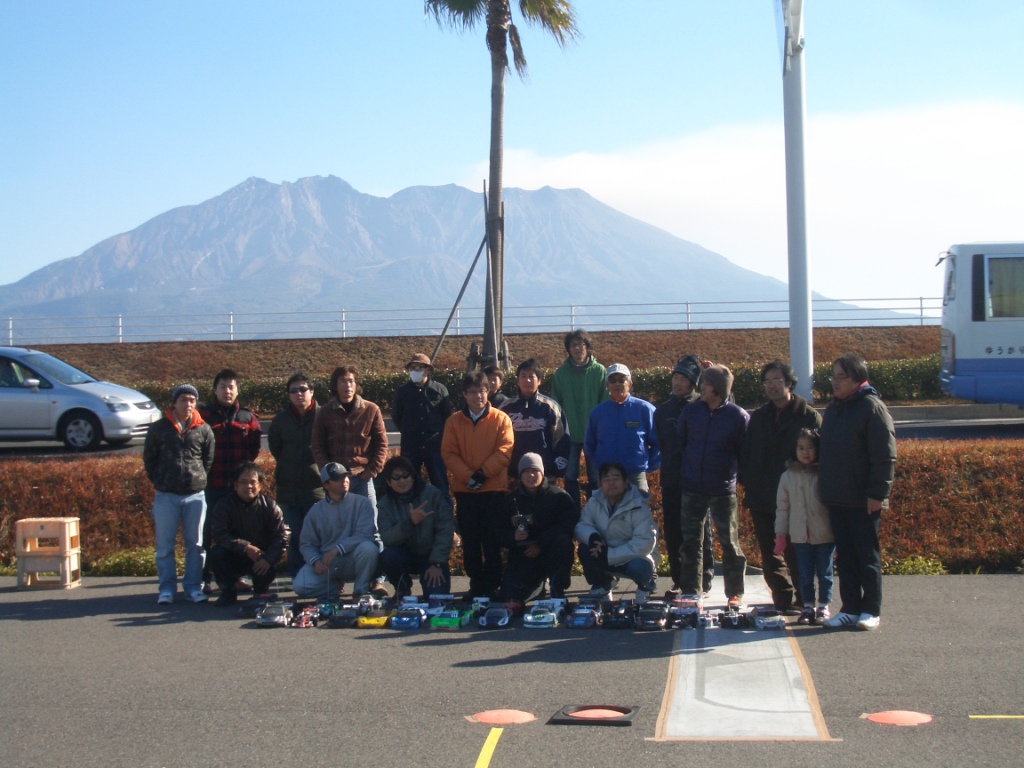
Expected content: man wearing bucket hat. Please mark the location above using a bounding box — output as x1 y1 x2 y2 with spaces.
583 363 660 494
391 352 452 498
292 462 381 600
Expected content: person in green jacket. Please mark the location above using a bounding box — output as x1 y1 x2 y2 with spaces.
550 329 608 509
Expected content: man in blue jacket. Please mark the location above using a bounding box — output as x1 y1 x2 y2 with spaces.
583 364 660 494
676 364 749 603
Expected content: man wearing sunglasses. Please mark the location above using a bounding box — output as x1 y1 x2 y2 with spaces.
269 372 324 577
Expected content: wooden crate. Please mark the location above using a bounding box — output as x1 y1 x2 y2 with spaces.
15 517 81 555
17 551 82 589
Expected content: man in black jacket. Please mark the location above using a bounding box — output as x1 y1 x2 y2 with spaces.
495 453 579 602
207 462 289 606
738 360 821 612
391 353 452 497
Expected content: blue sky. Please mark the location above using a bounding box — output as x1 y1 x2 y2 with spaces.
2 1 1022 303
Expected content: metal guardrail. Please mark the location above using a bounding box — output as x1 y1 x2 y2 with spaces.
4 297 942 345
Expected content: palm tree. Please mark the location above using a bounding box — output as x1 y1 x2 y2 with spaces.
425 0 579 370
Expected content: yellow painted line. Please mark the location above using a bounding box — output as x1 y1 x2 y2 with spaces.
474 727 503 768
969 715 1024 719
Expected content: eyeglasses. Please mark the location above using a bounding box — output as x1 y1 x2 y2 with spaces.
289 386 311 394
828 373 850 382
762 378 787 387
389 472 413 481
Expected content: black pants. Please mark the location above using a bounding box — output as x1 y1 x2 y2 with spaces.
499 532 574 602
828 504 882 616
747 505 800 609
454 491 504 597
207 545 276 594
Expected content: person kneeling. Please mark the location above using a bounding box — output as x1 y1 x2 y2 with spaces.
575 461 658 603
292 463 380 600
496 453 579 603
207 462 289 607
377 456 455 599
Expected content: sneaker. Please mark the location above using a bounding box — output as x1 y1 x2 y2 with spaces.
635 590 650 605
370 581 390 598
798 605 815 625
727 595 743 610
157 592 173 605
188 590 208 603
815 605 831 622
588 587 612 601
214 591 238 607
822 611 858 628
856 613 881 631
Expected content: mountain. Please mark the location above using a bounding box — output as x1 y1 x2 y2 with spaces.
0 175 833 338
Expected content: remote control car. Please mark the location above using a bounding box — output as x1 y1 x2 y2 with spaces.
479 607 513 629
325 606 360 628
566 598 603 628
523 599 566 629
356 595 385 614
289 607 319 628
718 607 749 630
238 593 277 619
255 602 292 627
751 606 786 630
698 610 719 628
669 594 704 629
430 608 472 630
637 600 672 631
316 601 344 620
355 608 394 629
425 594 456 617
391 606 428 630
602 599 638 629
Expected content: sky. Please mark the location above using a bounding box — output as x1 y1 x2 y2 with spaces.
2 1 1022 306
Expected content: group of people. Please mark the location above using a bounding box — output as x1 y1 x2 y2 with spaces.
141 331 896 631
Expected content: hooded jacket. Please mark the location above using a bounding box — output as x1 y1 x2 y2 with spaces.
377 479 455 564
142 409 215 496
818 384 896 507
575 483 657 568
775 460 834 545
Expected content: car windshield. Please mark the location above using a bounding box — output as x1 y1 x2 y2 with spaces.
22 352 96 385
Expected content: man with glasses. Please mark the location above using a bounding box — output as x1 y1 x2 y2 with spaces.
738 360 821 613
269 372 324 577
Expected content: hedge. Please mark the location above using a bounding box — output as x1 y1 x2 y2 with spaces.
2 436 1021 575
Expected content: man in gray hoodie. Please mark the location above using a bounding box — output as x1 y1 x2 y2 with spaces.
292 462 381 599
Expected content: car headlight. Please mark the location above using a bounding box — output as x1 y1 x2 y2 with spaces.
104 397 131 412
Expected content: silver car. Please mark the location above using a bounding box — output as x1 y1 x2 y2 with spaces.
0 346 160 449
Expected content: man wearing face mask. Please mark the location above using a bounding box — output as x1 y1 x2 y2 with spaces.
391 353 452 498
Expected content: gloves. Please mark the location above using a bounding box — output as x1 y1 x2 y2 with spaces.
773 535 787 556
554 456 567 471
467 469 486 491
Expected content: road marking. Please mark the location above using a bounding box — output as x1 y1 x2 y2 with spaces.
474 727 503 768
969 715 1024 719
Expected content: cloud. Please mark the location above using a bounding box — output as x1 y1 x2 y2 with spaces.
460 100 1024 302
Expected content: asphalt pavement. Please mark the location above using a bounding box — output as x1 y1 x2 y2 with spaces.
1 572 1022 768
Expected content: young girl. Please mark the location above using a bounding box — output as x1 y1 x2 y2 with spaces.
774 428 836 625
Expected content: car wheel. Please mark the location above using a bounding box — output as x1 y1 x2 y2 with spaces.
60 411 103 450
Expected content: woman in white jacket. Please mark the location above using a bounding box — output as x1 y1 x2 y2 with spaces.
575 462 658 603
774 429 836 625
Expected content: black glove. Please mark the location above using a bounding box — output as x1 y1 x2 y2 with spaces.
588 533 608 568
467 469 486 491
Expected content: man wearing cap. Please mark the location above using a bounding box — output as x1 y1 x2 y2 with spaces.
292 462 381 599
494 453 579 602
391 353 452 498
550 329 608 508
676 365 750 604
142 384 216 605
500 358 571 481
583 363 660 494
739 360 821 613
654 355 715 597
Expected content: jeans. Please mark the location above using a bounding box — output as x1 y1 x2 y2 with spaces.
564 442 594 510
207 545 277 594
400 446 451 499
794 542 835 606
679 490 746 599
828 505 882 616
748 505 800 608
454 491 504 597
378 545 452 598
662 486 715 593
280 503 310 578
292 540 380 598
577 541 657 593
152 490 206 595
349 474 377 513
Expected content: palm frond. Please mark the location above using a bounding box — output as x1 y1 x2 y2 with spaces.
509 23 527 78
517 0 580 47
424 0 486 31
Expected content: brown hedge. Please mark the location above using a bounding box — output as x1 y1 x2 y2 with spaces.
2 439 1021 573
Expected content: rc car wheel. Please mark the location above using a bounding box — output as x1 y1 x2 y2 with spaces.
60 411 103 450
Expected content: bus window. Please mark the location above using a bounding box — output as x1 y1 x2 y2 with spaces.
987 256 1024 318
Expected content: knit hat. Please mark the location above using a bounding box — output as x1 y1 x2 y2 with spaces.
171 383 199 403
701 365 734 400
518 452 544 475
672 355 702 386
320 462 351 483
404 353 434 370
606 363 631 381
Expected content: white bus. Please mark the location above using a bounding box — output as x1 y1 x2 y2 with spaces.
940 242 1024 406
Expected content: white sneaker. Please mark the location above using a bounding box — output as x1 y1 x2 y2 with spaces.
188 590 208 603
157 592 173 605
635 590 649 605
856 613 880 631
822 611 858 628
588 587 612 601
